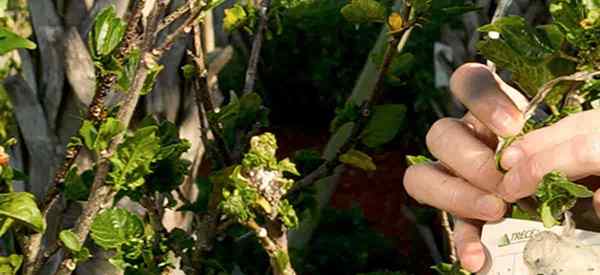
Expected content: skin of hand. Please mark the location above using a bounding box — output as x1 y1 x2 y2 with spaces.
403 62 600 272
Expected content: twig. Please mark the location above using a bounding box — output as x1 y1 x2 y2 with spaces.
441 211 457 263
23 3 148 274
158 2 191 33
241 219 296 275
523 71 600 121
242 0 271 94
487 0 513 72
152 3 204 59
289 22 415 194
53 2 173 274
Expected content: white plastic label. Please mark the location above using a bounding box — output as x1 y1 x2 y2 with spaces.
478 218 600 275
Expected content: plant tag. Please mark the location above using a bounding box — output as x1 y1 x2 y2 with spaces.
478 218 600 275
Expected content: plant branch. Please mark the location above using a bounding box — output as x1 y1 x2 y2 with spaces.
487 0 513 72
242 0 271 94
158 1 191 33
289 23 415 193
53 1 177 273
23 2 148 274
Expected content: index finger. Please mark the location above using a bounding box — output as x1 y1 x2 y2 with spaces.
450 63 528 137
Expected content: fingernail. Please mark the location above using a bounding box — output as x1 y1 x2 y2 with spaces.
476 194 505 220
501 146 524 170
460 242 486 272
491 107 519 136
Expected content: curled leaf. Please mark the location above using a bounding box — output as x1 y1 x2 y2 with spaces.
339 149 376 171
341 0 387 24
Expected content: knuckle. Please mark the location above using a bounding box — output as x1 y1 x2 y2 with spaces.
573 134 600 167
426 118 457 152
524 155 545 184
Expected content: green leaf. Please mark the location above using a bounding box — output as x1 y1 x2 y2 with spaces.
0 27 36 55
90 208 144 250
90 6 126 57
79 118 124 152
181 64 196 79
476 16 575 97
140 60 163 95
63 168 93 201
0 254 23 275
116 48 141 92
511 204 534 220
220 182 258 222
341 0 387 24
406 155 432 166
60 229 82 252
549 0 589 47
223 4 249 32
330 102 361 133
431 262 471 275
360 104 406 148
0 192 44 233
540 202 559 228
339 149 376 171
0 0 7 17
535 171 591 228
278 199 299 228
108 126 161 190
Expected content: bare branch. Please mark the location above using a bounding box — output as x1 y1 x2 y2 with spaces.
242 0 271 94
158 2 191 33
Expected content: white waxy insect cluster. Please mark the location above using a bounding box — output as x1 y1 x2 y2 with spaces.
523 214 600 275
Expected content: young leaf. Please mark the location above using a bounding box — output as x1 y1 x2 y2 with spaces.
0 27 36 55
0 254 23 275
360 104 406 148
224 4 249 32
79 118 124 152
90 6 126 57
535 171 592 228
341 0 387 24
59 229 82 252
90 208 144 250
108 126 160 190
0 192 45 233
406 155 432 166
339 149 376 171
476 16 575 97
63 168 94 201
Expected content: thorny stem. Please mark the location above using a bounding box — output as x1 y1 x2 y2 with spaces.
242 0 271 95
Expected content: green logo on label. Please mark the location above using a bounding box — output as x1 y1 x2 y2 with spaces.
497 229 539 247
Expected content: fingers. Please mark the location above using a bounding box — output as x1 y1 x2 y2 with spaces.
594 191 600 219
450 63 527 137
403 163 506 221
499 132 600 202
463 112 498 148
426 118 503 192
454 219 486 272
500 109 600 169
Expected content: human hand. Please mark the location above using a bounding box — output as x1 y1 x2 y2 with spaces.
404 62 528 271
405 62 600 271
